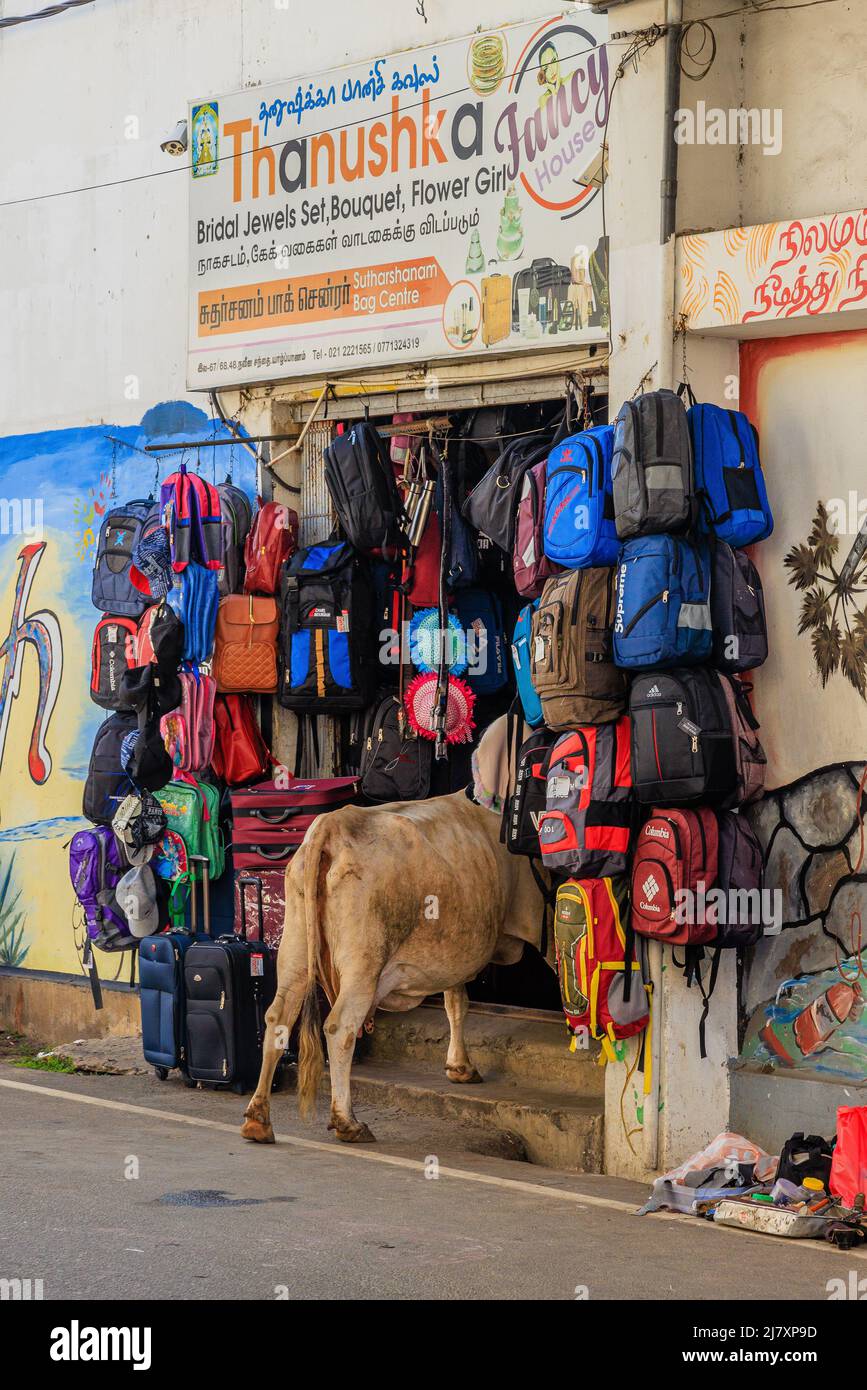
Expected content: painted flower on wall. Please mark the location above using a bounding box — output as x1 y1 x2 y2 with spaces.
784 499 867 698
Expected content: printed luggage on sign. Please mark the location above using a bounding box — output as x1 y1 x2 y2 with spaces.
360 695 432 802
212 594 279 694
323 421 407 554
90 616 138 710
687 401 773 546
611 389 694 538
630 807 719 945
713 811 764 949
91 499 154 617
538 716 633 877
710 540 768 673
629 668 737 806
717 673 767 807
513 458 563 599
243 499 298 595
511 602 544 728
613 536 712 669
554 876 650 1057
69 826 133 952
278 541 376 712
543 426 619 569
504 726 559 857
530 567 626 729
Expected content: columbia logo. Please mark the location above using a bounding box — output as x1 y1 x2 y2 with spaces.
646 684 663 698
642 874 660 901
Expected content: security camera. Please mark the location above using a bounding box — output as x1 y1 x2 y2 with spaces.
160 120 188 156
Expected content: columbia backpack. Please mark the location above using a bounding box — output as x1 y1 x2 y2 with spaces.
167 563 219 668
629 667 736 806
451 588 508 694
513 459 563 599
538 716 633 877
613 536 712 669
216 480 253 596
90 616 138 710
503 726 558 856
83 712 138 824
159 469 224 574
717 673 766 807
710 541 768 672
154 777 224 881
687 399 773 546
712 810 764 949
531 568 626 729
511 602 544 727
323 422 407 554
91 499 154 617
68 826 133 952
360 694 432 802
554 876 650 1059
611 389 694 538
630 807 719 945
543 426 619 568
243 498 298 595
278 541 376 712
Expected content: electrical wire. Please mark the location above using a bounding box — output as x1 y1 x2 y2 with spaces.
0 0 94 27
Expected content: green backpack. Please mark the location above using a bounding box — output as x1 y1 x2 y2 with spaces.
154 779 224 881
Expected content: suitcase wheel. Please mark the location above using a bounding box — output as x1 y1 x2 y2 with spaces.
153 1066 169 1081
182 1075 197 1089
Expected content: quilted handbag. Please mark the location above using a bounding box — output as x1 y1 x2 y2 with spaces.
212 594 279 693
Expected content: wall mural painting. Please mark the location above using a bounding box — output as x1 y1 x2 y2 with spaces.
784 500 867 698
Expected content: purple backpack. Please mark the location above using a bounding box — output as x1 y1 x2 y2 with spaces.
712 811 764 948
69 827 133 951
513 459 563 599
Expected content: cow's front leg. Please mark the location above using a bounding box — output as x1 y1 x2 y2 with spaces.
443 985 483 1084
324 971 378 1142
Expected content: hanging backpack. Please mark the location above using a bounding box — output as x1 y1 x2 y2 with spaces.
611 389 694 538
154 777 224 881
530 568 626 729
243 498 298 595
68 826 134 952
511 602 544 728
461 428 559 555
323 421 407 554
543 425 619 569
513 458 563 599
278 540 376 712
136 599 184 670
91 498 154 617
83 712 138 824
434 450 479 591
216 480 254 596
503 725 559 856
167 563 219 668
710 541 768 673
686 396 773 546
613 536 712 669
212 595 279 694
360 694 432 802
404 507 442 608
90 616 138 710
161 672 216 774
159 469 224 573
449 588 508 695
554 876 650 1059
717 673 767 807
211 694 271 786
538 716 633 877
712 810 764 949
630 807 719 945
629 667 737 806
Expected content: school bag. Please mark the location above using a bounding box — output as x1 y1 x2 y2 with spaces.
91 499 154 617
710 541 768 672
278 540 376 712
323 422 407 554
83 712 138 824
68 826 133 952
513 458 563 599
530 568 626 729
166 563 219 668
511 602 544 728
717 674 766 806
686 397 773 546
712 811 764 949
538 716 633 877
161 672 216 774
613 536 712 669
451 588 508 694
543 425 619 568
216 480 253 596
503 726 559 856
136 599 184 670
360 694 432 802
630 807 719 945
243 498 298 595
554 876 650 1059
462 429 559 555
212 595 279 694
154 777 224 881
629 667 737 806
159 468 224 574
611 389 694 538
90 616 138 710
210 694 271 787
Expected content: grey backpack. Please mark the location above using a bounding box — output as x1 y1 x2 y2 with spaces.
611 389 694 538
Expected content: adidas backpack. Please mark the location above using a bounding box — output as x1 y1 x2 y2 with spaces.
530 568 626 729
554 876 649 1058
710 540 768 673
278 540 376 712
538 716 633 877
511 602 544 728
324 422 407 554
543 425 619 568
687 397 773 546
91 499 154 617
630 806 719 945
629 668 737 806
611 389 694 538
613 536 712 669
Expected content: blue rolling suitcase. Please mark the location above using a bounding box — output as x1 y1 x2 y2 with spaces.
139 856 210 1081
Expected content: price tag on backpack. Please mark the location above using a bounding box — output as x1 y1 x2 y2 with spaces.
336 610 350 633
249 953 264 977
677 718 702 738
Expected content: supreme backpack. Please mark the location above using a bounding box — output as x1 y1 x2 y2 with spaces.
613 536 712 669
687 398 773 546
538 716 633 877
210 694 271 787
511 602 544 728
611 389 694 538
630 807 719 945
451 588 508 694
554 876 650 1059
243 498 298 595
710 541 768 672
90 616 138 710
530 568 626 729
543 425 620 569
278 540 376 712
513 458 563 599
91 499 154 617
324 422 407 554
83 712 138 824
712 810 764 949
629 668 737 806
360 694 432 802
216 480 253 596
159 469 224 574
503 725 559 856
68 826 133 952
212 594 279 694
717 673 766 807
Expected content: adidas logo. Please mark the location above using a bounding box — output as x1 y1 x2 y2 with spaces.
642 874 660 902
646 684 663 698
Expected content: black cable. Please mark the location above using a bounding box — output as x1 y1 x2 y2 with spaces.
0 0 94 28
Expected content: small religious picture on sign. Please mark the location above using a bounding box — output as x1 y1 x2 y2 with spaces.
191 103 219 178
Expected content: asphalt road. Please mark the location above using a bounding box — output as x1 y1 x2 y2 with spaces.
0 1062 860 1302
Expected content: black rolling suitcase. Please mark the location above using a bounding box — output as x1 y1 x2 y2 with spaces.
183 872 277 1093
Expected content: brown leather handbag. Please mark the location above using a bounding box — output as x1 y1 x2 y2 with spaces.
212 595 279 693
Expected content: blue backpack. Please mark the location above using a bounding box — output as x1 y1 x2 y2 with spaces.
687 402 773 546
511 602 543 727
613 536 712 668
167 562 219 668
543 426 619 568
451 588 508 694
91 499 154 617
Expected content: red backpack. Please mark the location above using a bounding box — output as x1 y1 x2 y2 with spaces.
513 458 563 599
211 694 271 786
243 499 299 595
630 807 719 945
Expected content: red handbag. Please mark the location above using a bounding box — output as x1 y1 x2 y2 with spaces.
211 694 271 786
243 498 298 595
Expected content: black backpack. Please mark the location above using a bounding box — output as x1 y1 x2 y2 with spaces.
611 389 694 538
503 726 559 856
713 811 764 948
323 422 407 554
710 540 768 672
83 712 137 824
629 668 736 805
777 1132 836 1189
461 406 570 554
277 540 376 712
360 694 432 802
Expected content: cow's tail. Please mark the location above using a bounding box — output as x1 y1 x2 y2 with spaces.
296 817 328 1121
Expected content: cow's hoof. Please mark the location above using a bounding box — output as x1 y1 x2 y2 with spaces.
446 1066 483 1085
240 1117 275 1144
334 1121 376 1144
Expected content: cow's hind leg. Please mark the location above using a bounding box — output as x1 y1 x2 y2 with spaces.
325 971 378 1143
241 973 306 1144
444 985 482 1084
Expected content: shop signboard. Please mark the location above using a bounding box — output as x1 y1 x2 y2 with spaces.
187 9 610 388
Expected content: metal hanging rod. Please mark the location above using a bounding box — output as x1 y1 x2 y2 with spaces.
143 435 296 452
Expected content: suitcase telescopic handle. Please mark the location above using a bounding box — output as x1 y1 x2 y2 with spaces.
237 873 265 943
189 855 211 936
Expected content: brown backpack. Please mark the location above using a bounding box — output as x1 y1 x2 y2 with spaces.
530 568 626 729
213 595 279 694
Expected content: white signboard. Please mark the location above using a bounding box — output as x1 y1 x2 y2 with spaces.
187 10 610 389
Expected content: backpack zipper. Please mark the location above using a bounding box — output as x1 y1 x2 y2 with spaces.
622 588 669 636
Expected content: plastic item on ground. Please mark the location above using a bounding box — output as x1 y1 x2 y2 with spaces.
638 1131 777 1215
830 1106 867 1208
